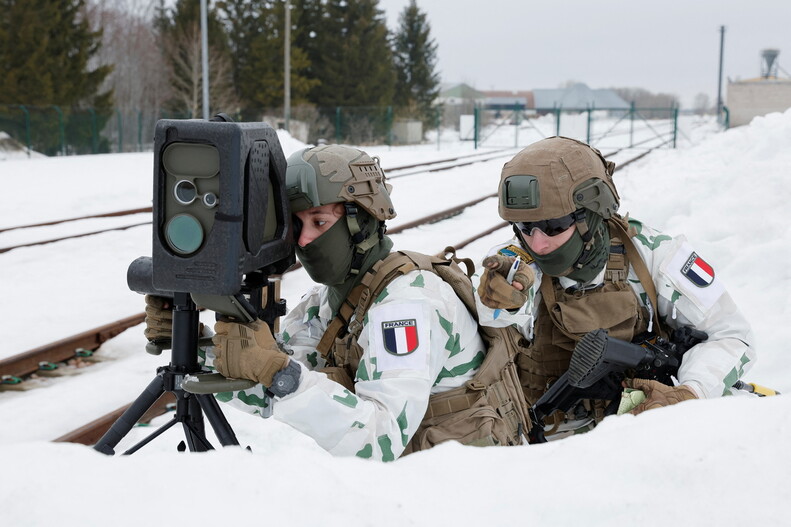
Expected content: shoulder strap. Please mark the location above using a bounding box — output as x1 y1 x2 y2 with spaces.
315 251 422 360
608 217 667 339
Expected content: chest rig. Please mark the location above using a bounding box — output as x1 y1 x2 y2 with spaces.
316 249 532 454
516 217 667 413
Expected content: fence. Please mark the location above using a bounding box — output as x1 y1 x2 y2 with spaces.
470 104 679 151
0 103 678 157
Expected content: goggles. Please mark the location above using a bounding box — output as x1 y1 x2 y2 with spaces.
515 210 582 237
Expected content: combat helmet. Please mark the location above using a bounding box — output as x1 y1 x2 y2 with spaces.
499 136 619 230
498 137 620 280
285 145 396 285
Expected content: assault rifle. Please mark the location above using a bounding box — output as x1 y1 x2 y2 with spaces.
527 326 707 444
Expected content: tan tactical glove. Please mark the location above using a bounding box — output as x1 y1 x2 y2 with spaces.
624 378 697 415
212 320 289 387
144 295 172 341
477 254 535 310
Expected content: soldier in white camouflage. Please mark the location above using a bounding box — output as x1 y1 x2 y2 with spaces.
185 145 487 460
474 136 754 436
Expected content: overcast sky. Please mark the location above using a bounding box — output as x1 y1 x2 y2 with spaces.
376 0 791 109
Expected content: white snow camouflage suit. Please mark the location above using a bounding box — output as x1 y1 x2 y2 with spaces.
473 217 754 420
200 267 484 461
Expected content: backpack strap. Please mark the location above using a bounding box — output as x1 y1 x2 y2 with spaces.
315 251 422 361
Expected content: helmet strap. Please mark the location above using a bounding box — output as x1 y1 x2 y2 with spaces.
344 202 382 276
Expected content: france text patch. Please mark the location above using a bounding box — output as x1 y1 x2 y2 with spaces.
681 252 715 287
382 319 419 355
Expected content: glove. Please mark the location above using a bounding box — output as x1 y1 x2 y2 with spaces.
144 295 172 341
623 378 697 415
212 320 290 387
477 254 535 310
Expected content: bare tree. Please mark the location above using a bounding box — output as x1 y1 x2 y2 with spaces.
86 0 171 150
162 20 240 118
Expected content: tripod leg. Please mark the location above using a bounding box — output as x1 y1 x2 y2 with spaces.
93 375 166 455
179 393 213 452
197 393 241 447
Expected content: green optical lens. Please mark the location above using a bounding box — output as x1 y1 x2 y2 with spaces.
165 214 204 254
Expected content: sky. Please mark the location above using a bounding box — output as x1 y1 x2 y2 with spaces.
377 0 791 109
1 111 791 525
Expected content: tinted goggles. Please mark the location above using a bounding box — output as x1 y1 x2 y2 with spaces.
515 211 579 237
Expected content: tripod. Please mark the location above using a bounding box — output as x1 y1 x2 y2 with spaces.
93 292 239 455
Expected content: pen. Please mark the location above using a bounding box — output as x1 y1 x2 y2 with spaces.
506 256 521 284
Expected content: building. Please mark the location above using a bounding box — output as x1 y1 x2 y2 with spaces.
726 49 791 127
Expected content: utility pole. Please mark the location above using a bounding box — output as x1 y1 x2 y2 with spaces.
716 25 725 125
284 0 291 132
200 0 210 120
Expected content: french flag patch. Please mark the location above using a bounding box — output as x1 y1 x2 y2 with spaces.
382 319 419 355
681 252 715 287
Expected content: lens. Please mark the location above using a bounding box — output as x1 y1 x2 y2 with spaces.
174 180 198 205
517 213 577 237
165 214 204 254
202 192 218 208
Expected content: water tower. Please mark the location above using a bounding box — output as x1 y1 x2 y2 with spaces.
761 49 780 78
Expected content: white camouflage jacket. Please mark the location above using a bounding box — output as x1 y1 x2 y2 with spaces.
202 268 484 461
472 218 754 400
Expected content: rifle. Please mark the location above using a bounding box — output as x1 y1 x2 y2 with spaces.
527 326 707 444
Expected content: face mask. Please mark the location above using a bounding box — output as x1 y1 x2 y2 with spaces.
525 230 584 277
296 219 354 285
522 212 610 282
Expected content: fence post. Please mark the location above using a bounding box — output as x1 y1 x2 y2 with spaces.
586 106 592 144
473 105 479 149
514 103 520 148
554 107 561 137
116 109 123 153
138 110 143 152
386 105 393 147
51 105 64 155
629 102 635 147
335 107 341 143
436 106 441 151
672 106 678 148
87 107 98 153
17 105 31 156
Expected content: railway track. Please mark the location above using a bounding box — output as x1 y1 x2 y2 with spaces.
0 150 515 254
2 144 668 446
1 144 660 390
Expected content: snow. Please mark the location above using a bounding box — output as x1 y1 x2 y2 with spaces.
1 116 790 526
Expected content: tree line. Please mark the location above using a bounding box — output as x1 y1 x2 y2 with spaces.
0 0 440 153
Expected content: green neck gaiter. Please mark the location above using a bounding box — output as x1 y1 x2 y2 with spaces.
523 214 610 283
296 217 393 315
327 234 393 315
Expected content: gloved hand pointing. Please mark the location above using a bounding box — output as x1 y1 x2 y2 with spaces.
477 254 535 310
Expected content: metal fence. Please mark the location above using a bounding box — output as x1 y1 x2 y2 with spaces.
0 103 678 157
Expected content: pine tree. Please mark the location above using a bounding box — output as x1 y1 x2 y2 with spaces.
392 0 440 123
0 0 113 154
308 0 395 108
218 0 318 116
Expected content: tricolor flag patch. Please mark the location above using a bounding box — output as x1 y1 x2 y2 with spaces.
382 319 419 355
681 252 715 287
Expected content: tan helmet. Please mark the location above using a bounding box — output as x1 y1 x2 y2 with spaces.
286 144 396 220
498 136 619 223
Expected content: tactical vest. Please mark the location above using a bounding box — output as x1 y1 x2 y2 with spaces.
315 249 532 455
516 216 667 426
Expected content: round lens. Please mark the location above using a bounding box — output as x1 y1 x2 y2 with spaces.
165 214 204 254
174 180 197 205
202 192 218 208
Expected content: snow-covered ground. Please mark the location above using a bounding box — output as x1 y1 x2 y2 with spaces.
1 113 789 526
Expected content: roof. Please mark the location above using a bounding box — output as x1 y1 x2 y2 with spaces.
439 83 486 100
533 83 629 110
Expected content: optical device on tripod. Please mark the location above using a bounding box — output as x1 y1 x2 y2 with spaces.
93 115 294 455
